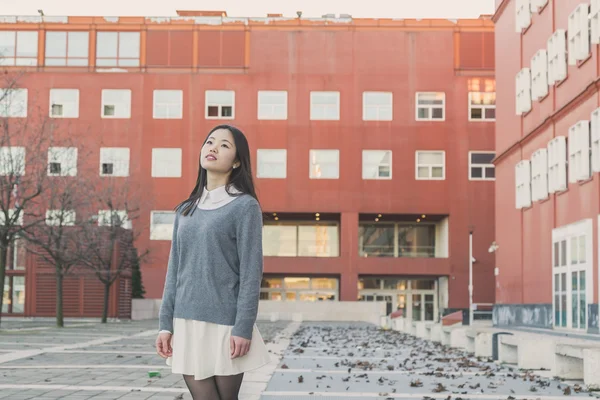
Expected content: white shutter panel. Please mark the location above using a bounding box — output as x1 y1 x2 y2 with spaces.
578 121 591 180
515 163 522 209
538 149 549 201
522 160 531 208
592 0 600 44
568 124 579 183
555 136 568 191
591 108 600 172
555 30 568 82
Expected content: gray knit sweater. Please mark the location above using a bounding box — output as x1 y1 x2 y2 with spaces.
158 195 263 340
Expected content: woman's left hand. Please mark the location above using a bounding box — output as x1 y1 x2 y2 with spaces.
230 335 251 359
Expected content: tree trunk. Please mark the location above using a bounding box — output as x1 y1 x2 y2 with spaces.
56 271 64 328
0 244 8 328
102 281 110 324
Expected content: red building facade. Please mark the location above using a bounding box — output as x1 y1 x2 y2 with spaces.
495 0 600 332
1 11 495 321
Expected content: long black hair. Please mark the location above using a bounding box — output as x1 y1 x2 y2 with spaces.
176 124 259 216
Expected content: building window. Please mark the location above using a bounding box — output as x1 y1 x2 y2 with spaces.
257 91 287 120
553 219 592 330
531 49 549 101
0 89 27 118
263 223 339 257
531 0 548 12
416 92 445 121
309 150 339 179
362 150 392 180
515 160 532 209
591 108 600 173
45 210 76 226
151 148 182 178
359 223 436 258
96 32 140 67
150 211 175 240
469 152 495 180
153 90 183 119
260 276 339 301
592 0 600 45
45 31 89 66
48 147 78 177
468 92 496 121
102 89 131 119
99 148 129 177
310 91 340 120
568 4 591 66
98 210 131 229
516 68 532 115
49 89 79 118
568 121 591 183
205 90 235 119
2 276 25 314
257 149 287 179
415 151 445 180
548 30 568 84
0 147 25 176
531 148 549 202
363 92 393 121
548 136 568 193
0 31 38 66
516 0 532 32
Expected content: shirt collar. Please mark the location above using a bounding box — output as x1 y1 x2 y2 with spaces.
199 185 240 204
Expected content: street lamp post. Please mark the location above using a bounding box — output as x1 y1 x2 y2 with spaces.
469 230 474 326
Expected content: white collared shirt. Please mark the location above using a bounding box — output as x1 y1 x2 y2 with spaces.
197 185 241 210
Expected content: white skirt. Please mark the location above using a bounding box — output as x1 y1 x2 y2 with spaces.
166 318 272 380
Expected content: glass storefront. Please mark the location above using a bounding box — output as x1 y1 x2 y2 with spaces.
260 276 338 301
263 223 339 257
359 223 436 258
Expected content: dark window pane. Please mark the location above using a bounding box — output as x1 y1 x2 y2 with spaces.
207 106 219 117
49 162 61 174
359 277 381 290
485 108 496 119
102 163 113 175
432 107 443 119
471 167 483 178
470 108 482 119
471 153 495 164
359 225 395 257
221 106 233 117
398 225 435 257
418 108 429 119
412 280 435 290
104 105 115 116
485 167 495 178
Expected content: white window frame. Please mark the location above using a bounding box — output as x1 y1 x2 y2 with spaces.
151 148 182 178
591 108 600 172
415 92 445 121
548 136 568 193
309 149 340 179
45 31 89 67
568 4 591 66
49 89 80 118
531 49 549 101
257 91 287 120
0 88 27 118
46 210 76 226
98 210 131 229
469 152 495 181
153 90 183 119
548 30 568 84
0 147 25 176
415 151 445 180
516 0 532 32
101 89 131 119
205 90 235 120
592 0 600 44
0 209 23 226
150 211 175 241
515 160 532 209
310 91 340 121
516 68 532 115
552 219 593 330
568 121 591 183
531 0 549 13
257 149 287 179
95 31 140 67
362 150 392 180
48 147 78 177
99 147 130 177
531 148 549 202
0 31 38 66
468 92 496 122
363 92 393 121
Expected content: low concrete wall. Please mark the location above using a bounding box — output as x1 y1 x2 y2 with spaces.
493 304 553 329
132 299 386 326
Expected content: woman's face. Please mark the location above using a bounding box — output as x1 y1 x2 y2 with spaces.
200 128 239 173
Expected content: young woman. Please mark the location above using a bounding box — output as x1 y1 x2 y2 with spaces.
156 125 271 400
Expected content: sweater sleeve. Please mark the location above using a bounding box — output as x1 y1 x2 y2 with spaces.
158 212 180 333
231 200 264 340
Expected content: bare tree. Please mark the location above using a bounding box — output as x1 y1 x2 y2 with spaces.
0 73 55 327
79 179 149 323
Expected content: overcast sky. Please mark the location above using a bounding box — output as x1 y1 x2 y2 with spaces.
0 0 496 19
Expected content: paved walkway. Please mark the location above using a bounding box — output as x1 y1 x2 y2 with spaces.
0 319 596 399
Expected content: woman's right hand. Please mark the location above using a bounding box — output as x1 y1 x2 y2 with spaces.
156 332 173 358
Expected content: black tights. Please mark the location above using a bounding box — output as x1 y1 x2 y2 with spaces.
183 373 244 400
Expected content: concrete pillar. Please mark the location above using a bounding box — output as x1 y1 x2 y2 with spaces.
340 212 359 302
584 349 600 389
